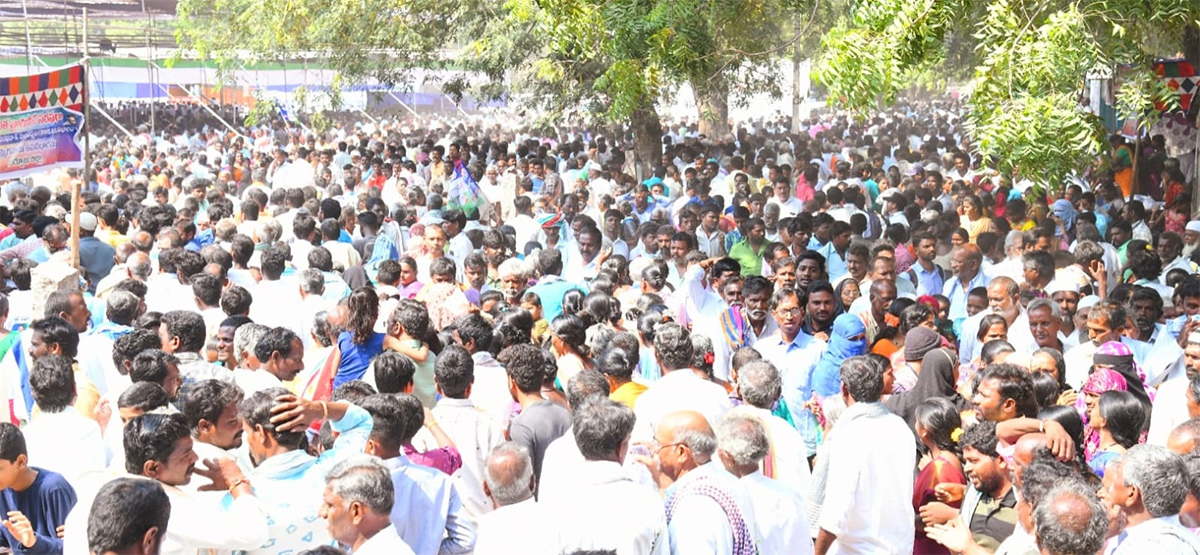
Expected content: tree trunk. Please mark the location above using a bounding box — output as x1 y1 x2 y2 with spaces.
692 76 731 139
791 10 804 133
630 104 664 182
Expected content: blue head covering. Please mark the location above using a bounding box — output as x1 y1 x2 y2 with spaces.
810 313 868 397
365 233 400 284
1051 199 1077 236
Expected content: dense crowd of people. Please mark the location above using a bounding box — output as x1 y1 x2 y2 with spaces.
0 98 1197 555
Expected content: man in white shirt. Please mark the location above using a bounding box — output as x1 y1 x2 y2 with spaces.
682 259 740 351
319 219 362 272
475 442 548 555
1159 231 1200 283
563 226 606 284
24 355 105 484
158 310 234 392
716 413 814 555
319 456 416 555
292 269 331 353
645 410 758 555
813 356 915 555
632 323 732 442
732 362 812 494
362 393 476 554
958 278 1032 367
104 413 270 554
453 315 514 427
765 178 804 218
987 230 1026 283
179 379 244 491
1063 301 1151 390
547 399 669 554
249 246 302 330
510 196 540 252
1098 445 1200 554
234 328 306 396
431 345 507 520
1150 332 1200 445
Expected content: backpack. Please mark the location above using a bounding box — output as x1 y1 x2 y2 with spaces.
908 263 947 291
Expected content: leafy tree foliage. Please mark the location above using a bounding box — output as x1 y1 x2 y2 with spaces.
174 0 813 168
814 0 1200 191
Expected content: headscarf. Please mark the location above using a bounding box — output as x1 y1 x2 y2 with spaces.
365 233 400 285
537 212 565 229
1075 367 1128 461
885 348 966 435
811 314 867 397
1051 199 1077 236
904 327 942 363
832 278 856 315
1091 341 1150 408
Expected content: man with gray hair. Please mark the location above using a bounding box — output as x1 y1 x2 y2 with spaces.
716 412 814 555
639 410 756 554
497 257 533 304
732 361 811 494
632 323 731 443
77 289 143 398
292 268 327 353
988 229 1026 283
1033 482 1109 555
320 456 414 555
475 442 546 555
546 398 668 554
1099 444 1200 553
812 356 915 555
233 323 270 372
539 370 611 503
1024 297 1068 353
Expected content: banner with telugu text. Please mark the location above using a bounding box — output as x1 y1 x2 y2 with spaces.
0 64 86 179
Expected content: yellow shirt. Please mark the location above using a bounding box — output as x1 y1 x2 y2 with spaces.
94 228 129 249
610 381 648 409
30 364 101 422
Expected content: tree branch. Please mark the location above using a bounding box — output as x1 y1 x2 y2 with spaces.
705 0 820 81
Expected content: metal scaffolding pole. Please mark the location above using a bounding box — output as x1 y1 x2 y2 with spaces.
32 55 135 139
143 59 250 141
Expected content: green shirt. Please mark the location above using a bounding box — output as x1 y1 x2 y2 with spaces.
728 239 766 276
969 486 1018 551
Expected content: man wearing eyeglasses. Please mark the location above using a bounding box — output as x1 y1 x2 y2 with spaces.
753 287 827 459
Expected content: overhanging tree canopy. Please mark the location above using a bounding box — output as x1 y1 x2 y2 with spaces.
173 0 814 167
813 0 1200 191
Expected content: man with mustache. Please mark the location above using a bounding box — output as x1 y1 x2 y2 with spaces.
181 379 245 492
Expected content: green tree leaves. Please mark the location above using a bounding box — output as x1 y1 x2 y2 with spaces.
814 0 1200 192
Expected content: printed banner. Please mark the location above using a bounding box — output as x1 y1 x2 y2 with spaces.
0 64 86 179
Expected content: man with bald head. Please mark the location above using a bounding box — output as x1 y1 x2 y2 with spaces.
1033 482 1109 555
854 278 898 346
1011 433 1050 483
644 410 756 555
94 251 153 300
944 244 987 325
813 356 915 555
474 442 545 554
1167 418 1200 455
